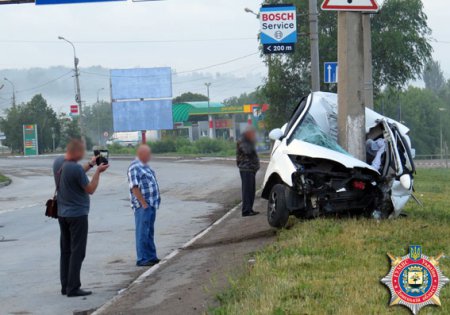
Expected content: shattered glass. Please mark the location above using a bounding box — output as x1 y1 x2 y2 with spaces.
292 113 350 155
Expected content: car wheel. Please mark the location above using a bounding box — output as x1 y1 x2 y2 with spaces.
267 184 290 228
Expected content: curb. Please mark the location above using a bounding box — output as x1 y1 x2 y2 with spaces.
91 201 243 315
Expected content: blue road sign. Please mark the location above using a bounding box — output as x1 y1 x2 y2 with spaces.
324 62 338 84
260 4 297 55
36 0 124 4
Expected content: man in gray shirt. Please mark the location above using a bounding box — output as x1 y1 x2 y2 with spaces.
53 139 108 297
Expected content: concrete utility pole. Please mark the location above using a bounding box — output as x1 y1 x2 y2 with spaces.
205 82 214 139
337 12 366 160
4 77 16 107
309 0 321 92
58 36 84 136
362 14 374 109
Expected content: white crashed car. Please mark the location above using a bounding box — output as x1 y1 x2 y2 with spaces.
262 92 415 228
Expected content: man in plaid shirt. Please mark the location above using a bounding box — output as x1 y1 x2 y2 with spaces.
127 144 161 267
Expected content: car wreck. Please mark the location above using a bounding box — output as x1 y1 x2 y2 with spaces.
262 92 416 228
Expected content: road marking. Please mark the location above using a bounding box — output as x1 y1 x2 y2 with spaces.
92 199 247 314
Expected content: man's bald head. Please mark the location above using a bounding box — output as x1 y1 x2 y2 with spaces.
137 144 152 164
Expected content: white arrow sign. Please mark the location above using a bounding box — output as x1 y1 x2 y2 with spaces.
321 0 379 12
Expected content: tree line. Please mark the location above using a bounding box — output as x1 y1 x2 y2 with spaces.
0 95 113 153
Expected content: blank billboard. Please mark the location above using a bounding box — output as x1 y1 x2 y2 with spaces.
112 100 173 132
111 67 172 100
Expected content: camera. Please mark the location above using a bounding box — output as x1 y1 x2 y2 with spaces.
94 149 109 166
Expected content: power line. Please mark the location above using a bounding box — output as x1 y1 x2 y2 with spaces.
0 37 257 44
80 52 259 78
16 70 73 94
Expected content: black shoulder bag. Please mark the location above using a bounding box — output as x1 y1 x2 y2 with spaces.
45 163 64 219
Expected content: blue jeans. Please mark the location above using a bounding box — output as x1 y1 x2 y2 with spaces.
134 206 158 265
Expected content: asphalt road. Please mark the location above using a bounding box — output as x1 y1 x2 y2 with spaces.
0 156 241 315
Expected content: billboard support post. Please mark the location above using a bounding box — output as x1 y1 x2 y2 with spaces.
141 131 146 145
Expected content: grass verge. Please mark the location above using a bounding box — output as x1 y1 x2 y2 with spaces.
212 169 450 315
0 172 11 186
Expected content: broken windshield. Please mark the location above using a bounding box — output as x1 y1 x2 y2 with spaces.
291 113 349 155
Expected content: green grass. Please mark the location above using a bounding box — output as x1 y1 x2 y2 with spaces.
212 169 450 315
0 172 10 184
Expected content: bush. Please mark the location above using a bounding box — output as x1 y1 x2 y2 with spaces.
194 138 235 154
107 143 135 155
108 137 235 156
148 139 176 153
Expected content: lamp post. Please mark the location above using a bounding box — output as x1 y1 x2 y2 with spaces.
4 77 16 107
205 82 214 139
439 107 447 160
96 88 105 145
96 87 105 103
58 36 84 136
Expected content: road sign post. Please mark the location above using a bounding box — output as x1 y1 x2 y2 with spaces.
260 4 297 55
23 124 38 156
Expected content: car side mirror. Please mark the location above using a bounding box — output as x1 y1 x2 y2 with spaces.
269 128 284 141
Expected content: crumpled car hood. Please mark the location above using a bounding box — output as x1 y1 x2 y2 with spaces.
286 139 379 173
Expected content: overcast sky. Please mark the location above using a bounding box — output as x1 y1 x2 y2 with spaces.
0 0 448 79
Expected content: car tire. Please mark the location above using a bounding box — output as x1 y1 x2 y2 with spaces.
267 184 290 228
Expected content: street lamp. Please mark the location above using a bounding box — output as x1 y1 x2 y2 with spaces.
4 77 16 107
205 83 214 139
96 87 105 103
58 36 84 136
244 7 259 18
96 88 105 145
439 107 447 160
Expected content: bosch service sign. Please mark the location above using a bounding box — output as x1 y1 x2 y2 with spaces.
260 4 297 54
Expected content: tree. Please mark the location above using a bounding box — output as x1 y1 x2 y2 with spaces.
223 91 261 106
58 113 94 150
173 92 208 103
83 101 113 145
261 0 432 130
374 86 445 155
423 60 445 92
0 94 60 153
59 114 80 148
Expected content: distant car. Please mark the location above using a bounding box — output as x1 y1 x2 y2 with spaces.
262 92 415 228
106 139 139 148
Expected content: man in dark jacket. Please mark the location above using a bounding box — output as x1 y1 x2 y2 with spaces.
236 126 260 217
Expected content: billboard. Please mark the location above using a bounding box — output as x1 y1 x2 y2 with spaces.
110 67 173 132
36 0 125 4
110 67 172 100
112 100 173 132
23 124 38 156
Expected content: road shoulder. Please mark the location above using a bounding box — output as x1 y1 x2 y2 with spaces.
97 197 274 315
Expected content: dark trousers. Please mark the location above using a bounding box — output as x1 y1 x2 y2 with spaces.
58 215 88 294
240 171 256 215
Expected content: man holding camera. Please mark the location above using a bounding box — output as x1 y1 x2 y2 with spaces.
53 139 109 297
127 144 161 267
